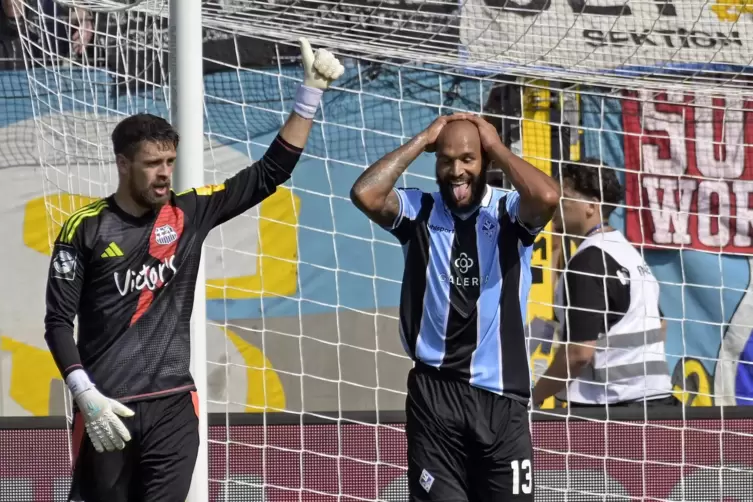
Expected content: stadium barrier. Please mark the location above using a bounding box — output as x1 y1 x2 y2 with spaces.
2 408 752 502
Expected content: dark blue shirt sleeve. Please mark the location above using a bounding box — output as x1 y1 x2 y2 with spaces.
44 222 88 378
178 135 303 231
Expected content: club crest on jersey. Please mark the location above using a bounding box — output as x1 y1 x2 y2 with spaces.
419 469 434 493
481 216 497 240
155 224 178 245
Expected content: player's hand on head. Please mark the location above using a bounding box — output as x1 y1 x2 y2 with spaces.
457 113 502 151
423 115 451 152
75 387 134 453
299 37 345 90
422 113 479 152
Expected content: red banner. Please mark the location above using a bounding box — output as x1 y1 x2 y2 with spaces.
2 419 753 501
623 90 753 253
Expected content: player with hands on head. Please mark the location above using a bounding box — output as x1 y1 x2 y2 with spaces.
351 112 559 501
45 38 343 502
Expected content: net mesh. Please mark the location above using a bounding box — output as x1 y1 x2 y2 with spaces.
7 0 753 500
182 0 751 91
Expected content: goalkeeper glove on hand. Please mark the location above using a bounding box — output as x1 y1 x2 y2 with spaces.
67 369 134 453
294 37 345 119
299 37 345 90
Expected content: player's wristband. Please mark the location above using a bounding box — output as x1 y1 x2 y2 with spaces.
66 369 94 398
293 85 324 119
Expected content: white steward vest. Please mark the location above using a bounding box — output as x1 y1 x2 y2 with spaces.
554 231 673 404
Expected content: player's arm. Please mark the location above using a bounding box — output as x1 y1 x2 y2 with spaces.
185 38 344 228
45 236 87 384
45 220 134 453
461 113 560 229
532 249 606 406
350 115 461 229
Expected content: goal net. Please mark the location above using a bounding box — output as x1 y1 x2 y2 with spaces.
4 0 753 500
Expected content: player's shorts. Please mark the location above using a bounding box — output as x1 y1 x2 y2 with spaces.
406 362 533 502
68 391 200 502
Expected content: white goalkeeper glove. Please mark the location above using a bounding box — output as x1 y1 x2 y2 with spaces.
299 37 344 90
294 37 345 119
67 369 134 453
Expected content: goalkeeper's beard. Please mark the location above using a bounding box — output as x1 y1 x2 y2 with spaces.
131 179 171 210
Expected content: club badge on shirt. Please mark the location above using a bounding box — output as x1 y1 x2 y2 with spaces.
155 224 178 246
481 215 497 240
419 469 435 493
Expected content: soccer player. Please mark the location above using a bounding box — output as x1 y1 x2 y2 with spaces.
350 113 560 501
532 161 675 408
44 39 344 502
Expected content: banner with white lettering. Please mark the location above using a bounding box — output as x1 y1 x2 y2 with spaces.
623 90 753 252
619 90 753 406
460 0 753 72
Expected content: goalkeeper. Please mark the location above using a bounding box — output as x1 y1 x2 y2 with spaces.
350 113 559 501
43 39 343 502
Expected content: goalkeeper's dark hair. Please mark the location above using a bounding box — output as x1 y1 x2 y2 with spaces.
112 113 180 160
560 158 624 218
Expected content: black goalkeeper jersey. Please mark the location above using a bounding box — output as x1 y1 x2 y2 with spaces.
44 135 302 403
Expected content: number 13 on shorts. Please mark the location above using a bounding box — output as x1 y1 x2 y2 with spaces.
511 459 532 495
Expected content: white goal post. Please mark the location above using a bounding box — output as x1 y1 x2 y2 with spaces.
5 0 753 501
167 0 208 499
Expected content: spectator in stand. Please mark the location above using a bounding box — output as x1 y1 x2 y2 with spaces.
53 1 93 57
0 0 92 63
1 0 16 20
532 160 678 408
1 0 23 68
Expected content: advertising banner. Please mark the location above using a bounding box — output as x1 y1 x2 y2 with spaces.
460 0 753 72
2 420 752 501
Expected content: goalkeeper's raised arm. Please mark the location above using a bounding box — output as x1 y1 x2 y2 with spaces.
43 38 343 502
181 38 345 228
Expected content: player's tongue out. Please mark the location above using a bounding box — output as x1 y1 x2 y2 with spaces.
452 181 470 202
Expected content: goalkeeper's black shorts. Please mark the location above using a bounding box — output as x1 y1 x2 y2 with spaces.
68 391 200 502
406 362 533 502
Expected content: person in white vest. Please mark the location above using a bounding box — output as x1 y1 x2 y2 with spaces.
532 160 677 408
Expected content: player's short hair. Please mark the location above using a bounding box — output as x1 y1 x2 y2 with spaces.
112 113 180 159
560 158 623 218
